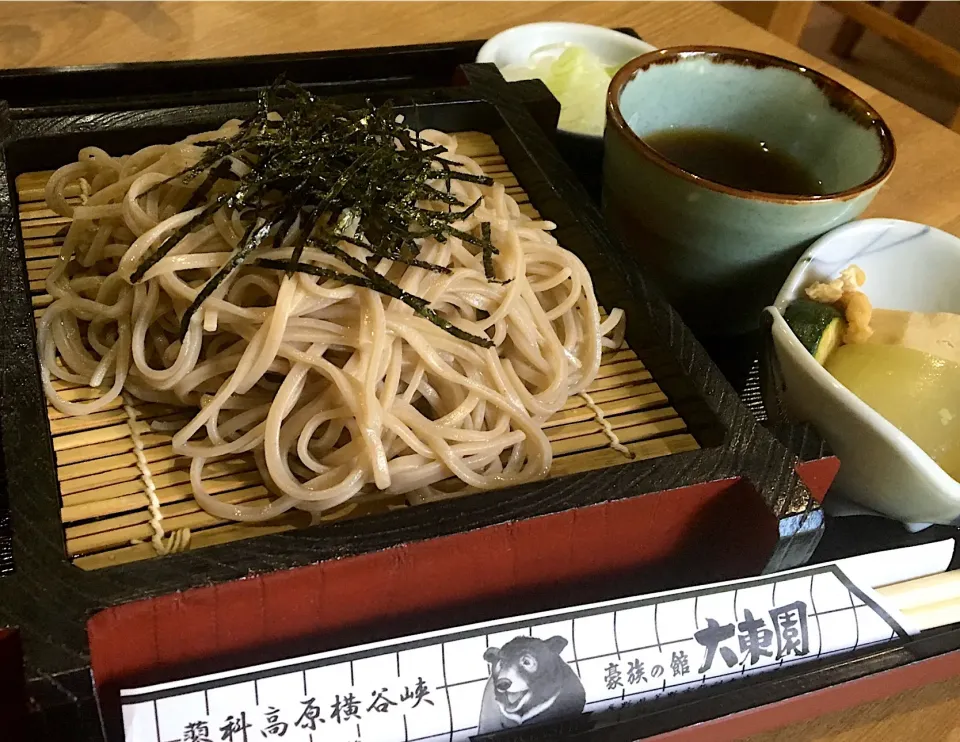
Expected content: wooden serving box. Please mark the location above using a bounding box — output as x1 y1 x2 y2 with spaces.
0 38 841 740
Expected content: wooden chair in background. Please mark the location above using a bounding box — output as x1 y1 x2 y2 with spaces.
767 1 960 132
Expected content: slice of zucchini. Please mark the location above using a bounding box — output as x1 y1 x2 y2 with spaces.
784 299 846 365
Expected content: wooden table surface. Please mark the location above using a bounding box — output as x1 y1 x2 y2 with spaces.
1 2 958 740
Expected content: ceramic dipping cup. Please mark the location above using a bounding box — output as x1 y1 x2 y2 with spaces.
603 46 896 338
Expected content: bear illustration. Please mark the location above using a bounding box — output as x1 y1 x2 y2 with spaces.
477 635 586 734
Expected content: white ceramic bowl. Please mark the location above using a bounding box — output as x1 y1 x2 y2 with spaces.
767 218 960 525
476 22 655 138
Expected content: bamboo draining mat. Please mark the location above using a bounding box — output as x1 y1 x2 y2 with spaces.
17 131 699 571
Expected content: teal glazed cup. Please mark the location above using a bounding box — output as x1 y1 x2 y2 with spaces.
603 46 896 338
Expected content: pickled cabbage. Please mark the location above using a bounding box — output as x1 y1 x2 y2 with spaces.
500 44 621 136
826 343 960 481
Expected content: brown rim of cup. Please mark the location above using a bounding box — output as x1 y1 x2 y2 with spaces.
606 46 897 204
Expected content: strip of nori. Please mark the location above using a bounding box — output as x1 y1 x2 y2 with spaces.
129 80 505 347
178 216 276 339
481 222 495 282
256 257 494 348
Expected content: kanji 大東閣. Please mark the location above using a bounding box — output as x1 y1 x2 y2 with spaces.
769 601 810 659
737 609 774 666
693 618 738 673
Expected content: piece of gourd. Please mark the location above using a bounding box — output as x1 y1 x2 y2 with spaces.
784 299 846 365
825 343 960 482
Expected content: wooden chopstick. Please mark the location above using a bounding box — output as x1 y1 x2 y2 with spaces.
876 570 960 631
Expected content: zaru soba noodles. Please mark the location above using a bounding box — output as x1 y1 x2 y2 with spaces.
38 82 625 526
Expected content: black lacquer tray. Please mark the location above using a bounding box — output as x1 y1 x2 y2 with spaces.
0 33 952 742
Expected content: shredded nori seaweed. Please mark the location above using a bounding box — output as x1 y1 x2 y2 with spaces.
132 79 502 345
256 257 494 348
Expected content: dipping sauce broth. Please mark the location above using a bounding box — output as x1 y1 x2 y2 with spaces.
642 128 825 196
